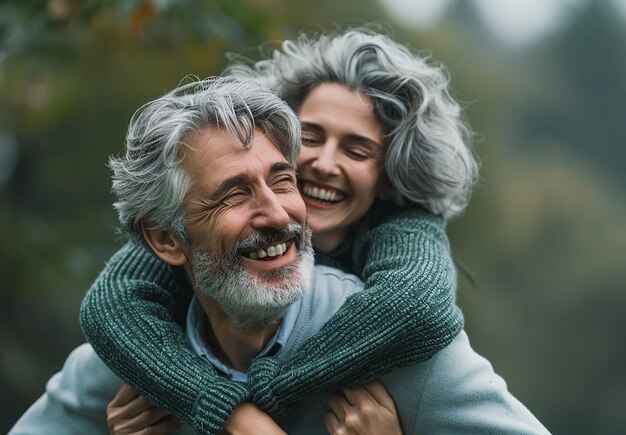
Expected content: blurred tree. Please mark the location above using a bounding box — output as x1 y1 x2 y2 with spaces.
514 0 626 186
443 2 626 433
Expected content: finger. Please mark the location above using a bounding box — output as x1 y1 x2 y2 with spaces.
116 394 158 419
327 391 349 420
362 379 397 412
109 384 140 407
341 385 367 407
127 406 172 430
324 411 341 435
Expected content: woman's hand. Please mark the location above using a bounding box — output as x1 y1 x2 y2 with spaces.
220 402 286 435
325 379 402 435
107 384 179 435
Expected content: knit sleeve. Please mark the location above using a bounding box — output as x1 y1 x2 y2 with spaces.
248 207 463 416
79 243 251 435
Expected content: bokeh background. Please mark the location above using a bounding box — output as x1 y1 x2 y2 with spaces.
1 0 625 433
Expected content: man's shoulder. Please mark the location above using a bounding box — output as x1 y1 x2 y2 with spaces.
383 331 549 434
11 343 196 435
282 331 548 434
9 344 122 435
41 343 122 411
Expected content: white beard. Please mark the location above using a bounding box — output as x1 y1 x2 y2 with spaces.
190 223 314 330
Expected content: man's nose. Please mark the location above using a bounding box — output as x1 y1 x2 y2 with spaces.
251 184 291 230
310 143 340 177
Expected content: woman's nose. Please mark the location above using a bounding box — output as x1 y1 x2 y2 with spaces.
310 144 340 177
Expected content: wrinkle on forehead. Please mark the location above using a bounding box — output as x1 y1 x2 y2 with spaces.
180 128 292 198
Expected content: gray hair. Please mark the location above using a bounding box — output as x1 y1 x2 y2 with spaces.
226 28 479 219
109 77 301 244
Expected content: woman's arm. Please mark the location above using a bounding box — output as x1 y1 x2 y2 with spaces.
82 207 460 427
248 206 463 416
79 243 250 434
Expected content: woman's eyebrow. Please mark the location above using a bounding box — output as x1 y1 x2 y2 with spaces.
344 134 382 150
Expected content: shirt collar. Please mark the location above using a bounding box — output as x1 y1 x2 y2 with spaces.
185 294 301 382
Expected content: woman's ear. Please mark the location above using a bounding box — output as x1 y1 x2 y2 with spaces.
140 220 188 266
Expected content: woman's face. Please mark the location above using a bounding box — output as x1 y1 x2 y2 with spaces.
296 83 385 252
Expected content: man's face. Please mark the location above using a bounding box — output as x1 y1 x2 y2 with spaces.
180 128 313 329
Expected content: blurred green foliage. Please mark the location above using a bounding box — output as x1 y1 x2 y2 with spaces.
1 0 625 433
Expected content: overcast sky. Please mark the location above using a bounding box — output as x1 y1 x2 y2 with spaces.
379 0 626 47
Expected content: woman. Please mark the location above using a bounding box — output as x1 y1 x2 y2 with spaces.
81 27 478 434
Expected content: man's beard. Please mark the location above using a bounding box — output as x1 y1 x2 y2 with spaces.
190 222 314 331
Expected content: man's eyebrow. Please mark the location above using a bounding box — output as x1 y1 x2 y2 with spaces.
270 161 296 174
210 174 248 200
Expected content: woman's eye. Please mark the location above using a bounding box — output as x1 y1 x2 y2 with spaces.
346 147 370 160
301 135 323 147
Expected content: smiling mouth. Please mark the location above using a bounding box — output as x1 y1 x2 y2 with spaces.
300 182 346 205
242 241 290 260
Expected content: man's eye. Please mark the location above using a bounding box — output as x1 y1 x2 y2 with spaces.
272 176 297 191
223 191 247 204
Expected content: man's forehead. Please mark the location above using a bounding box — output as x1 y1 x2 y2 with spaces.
182 128 293 191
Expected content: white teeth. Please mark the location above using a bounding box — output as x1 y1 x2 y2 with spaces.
302 183 344 203
245 243 288 259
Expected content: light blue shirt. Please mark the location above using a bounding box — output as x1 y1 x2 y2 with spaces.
185 295 301 382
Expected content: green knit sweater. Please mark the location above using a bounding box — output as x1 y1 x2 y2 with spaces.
80 200 463 434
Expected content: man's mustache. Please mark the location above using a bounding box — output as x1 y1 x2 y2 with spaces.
234 223 305 254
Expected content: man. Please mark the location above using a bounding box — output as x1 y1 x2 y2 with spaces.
11 77 549 434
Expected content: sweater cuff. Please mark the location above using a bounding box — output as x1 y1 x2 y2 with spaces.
191 381 252 434
247 357 290 417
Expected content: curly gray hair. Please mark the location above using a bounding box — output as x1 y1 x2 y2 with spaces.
226 28 478 218
109 77 301 244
